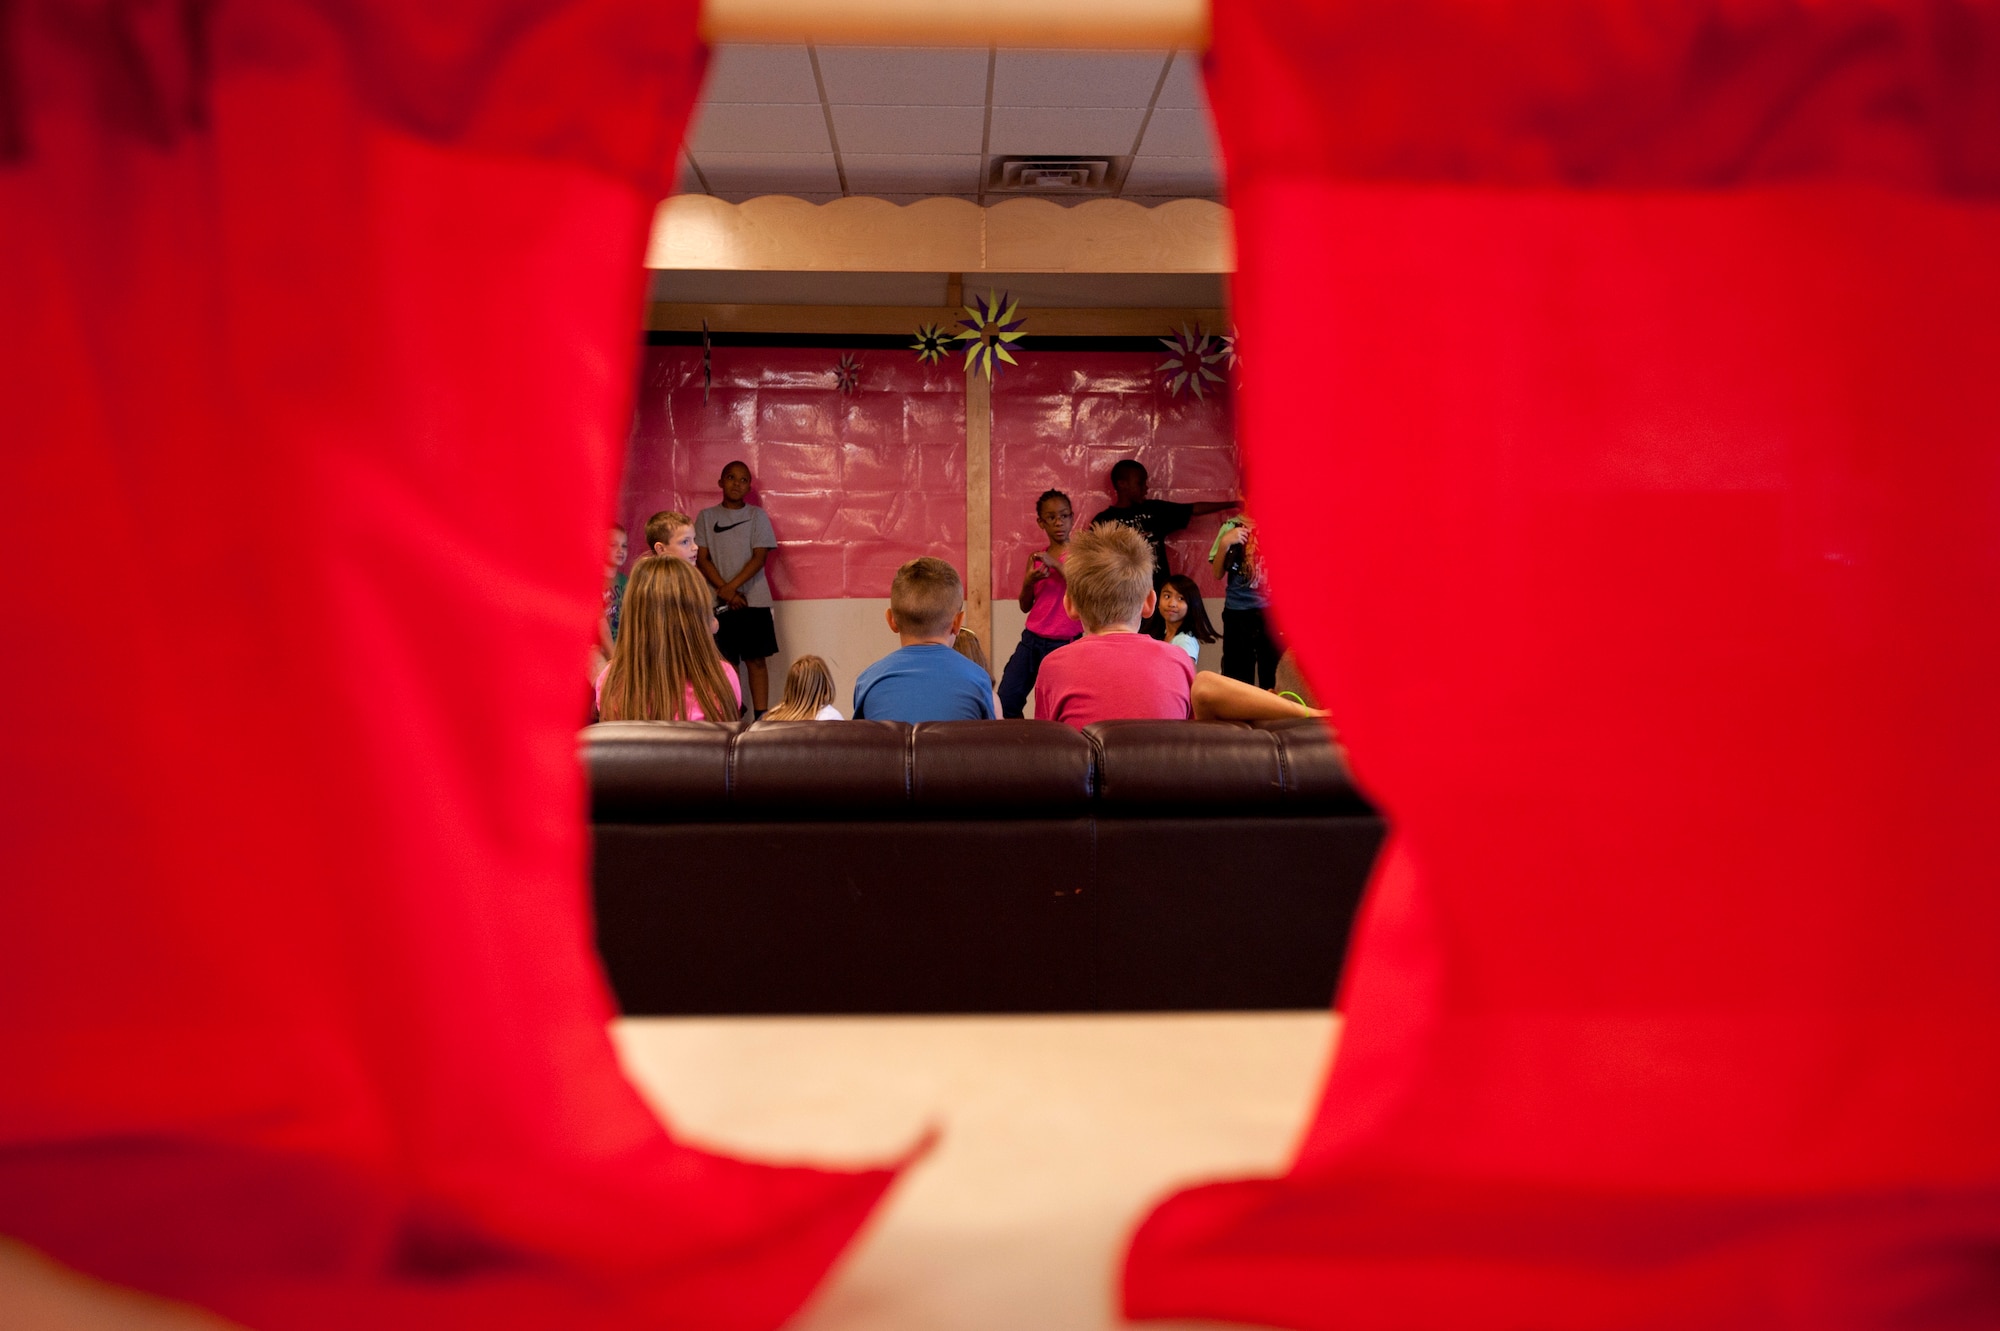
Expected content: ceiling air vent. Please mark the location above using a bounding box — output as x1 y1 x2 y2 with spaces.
988 155 1124 195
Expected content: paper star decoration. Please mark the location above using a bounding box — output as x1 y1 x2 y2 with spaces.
1158 324 1227 399
835 352 861 396
1217 328 1238 370
910 323 952 365
955 289 1027 379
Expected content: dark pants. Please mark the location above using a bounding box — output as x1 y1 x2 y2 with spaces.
1222 607 1283 689
997 629 1080 718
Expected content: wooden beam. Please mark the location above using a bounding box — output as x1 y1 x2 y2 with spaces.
648 196 1233 275
700 0 1207 49
964 371 994 666
646 304 1228 337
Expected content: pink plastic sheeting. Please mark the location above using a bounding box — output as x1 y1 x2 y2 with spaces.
990 353 1241 600
624 347 967 600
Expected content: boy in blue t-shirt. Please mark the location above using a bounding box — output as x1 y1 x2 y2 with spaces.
853 557 1000 722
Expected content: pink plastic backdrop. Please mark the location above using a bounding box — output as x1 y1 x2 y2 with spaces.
625 346 966 599
991 353 1240 600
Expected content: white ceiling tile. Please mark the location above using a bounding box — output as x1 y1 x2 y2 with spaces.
817 46 990 106
702 44 820 103
687 103 832 155
992 48 1169 107
1134 106 1219 159
1155 51 1208 109
697 152 842 193
842 153 983 193
986 106 1145 158
1122 156 1221 193
831 104 986 155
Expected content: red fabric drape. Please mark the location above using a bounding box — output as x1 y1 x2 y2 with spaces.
1127 2 2000 1327
0 4 893 1327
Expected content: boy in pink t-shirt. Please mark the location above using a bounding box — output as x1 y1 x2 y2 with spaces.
1034 524 1325 730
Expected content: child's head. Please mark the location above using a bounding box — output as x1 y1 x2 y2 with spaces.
952 627 989 671
1157 573 1219 643
644 509 697 562
1063 524 1156 632
886 556 965 642
599 555 737 722
1035 489 1073 542
1109 459 1148 504
764 654 835 721
607 524 628 568
718 460 753 503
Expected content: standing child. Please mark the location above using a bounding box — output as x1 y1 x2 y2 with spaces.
694 461 779 718
1088 459 1238 582
1210 516 1282 688
644 509 699 564
996 490 1083 718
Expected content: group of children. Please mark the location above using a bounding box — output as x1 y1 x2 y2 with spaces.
592 457 1310 729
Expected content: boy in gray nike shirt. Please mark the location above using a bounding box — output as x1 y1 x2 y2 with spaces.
694 460 779 717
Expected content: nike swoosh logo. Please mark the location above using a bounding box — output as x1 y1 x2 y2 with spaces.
713 519 750 532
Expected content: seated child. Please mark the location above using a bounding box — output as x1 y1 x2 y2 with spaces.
996 488 1082 717
1034 525 1325 729
594 555 741 722
763 654 844 721
853 558 1000 722
952 627 989 671
1154 572 1218 663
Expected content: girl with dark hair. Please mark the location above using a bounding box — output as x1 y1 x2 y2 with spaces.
1155 573 1218 664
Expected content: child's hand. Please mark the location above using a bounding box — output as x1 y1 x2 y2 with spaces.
1222 526 1248 549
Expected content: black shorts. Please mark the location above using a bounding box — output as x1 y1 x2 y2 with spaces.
714 606 778 663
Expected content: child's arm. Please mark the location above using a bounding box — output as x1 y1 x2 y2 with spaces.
718 547 768 608
695 546 728 593
1018 552 1050 612
1189 499 1241 518
1190 670 1327 723
1210 525 1247 579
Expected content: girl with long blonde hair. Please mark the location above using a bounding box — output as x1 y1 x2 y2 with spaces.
762 654 841 721
595 555 741 722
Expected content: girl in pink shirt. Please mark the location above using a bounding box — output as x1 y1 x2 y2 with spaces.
594 556 742 722
997 490 1084 717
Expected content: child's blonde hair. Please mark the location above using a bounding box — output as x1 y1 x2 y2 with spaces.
952 628 989 671
598 556 738 722
644 509 693 550
889 557 964 638
1063 524 1154 629
764 654 835 721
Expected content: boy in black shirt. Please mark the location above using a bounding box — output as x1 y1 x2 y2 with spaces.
1088 458 1239 582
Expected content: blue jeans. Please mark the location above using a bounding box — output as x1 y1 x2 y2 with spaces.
997 629 1080 718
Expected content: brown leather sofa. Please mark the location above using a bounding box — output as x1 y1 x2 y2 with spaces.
584 717 1384 1014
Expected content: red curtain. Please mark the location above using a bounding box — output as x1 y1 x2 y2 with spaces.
0 4 893 1327
1127 2 2000 1327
